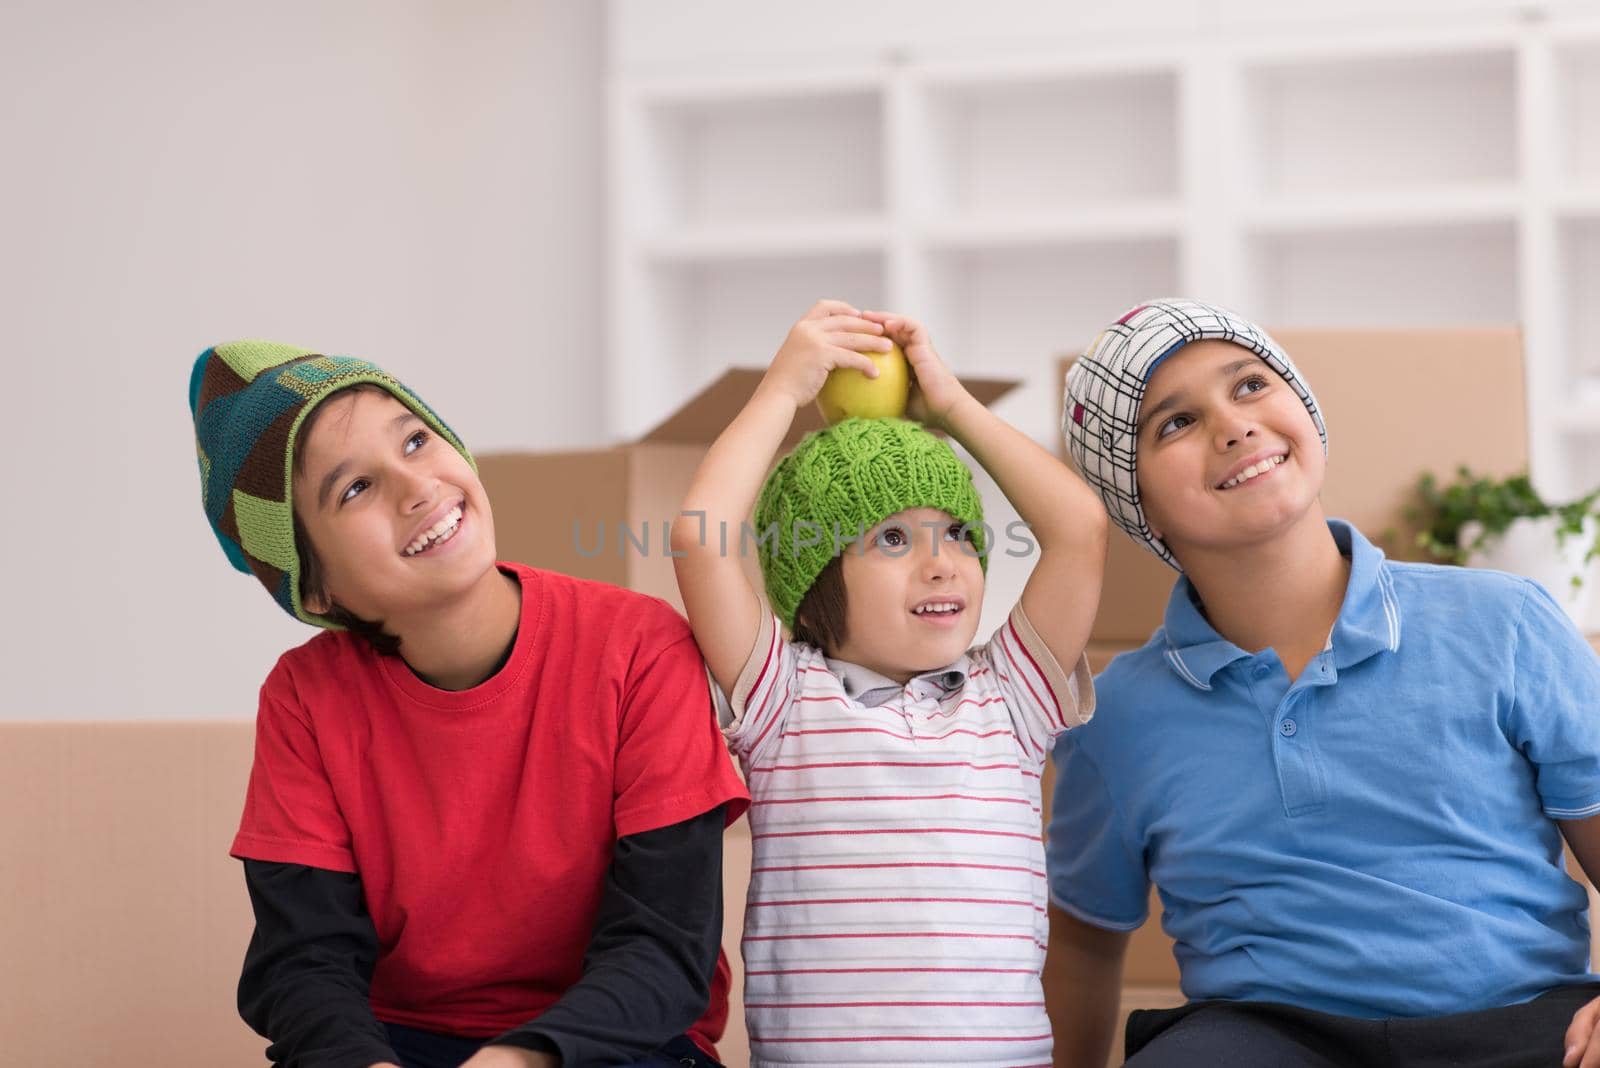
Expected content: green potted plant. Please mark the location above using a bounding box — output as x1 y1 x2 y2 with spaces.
1409 467 1600 630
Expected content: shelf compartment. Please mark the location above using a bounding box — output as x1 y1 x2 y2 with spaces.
1554 189 1600 221
1243 48 1517 198
1243 187 1519 233
1555 383 1600 433
1563 218 1600 380
917 69 1179 216
635 86 884 229
645 251 887 411
1553 421 1600 503
1557 40 1600 189
1249 221 1518 327
642 217 888 262
921 237 1179 442
917 202 1183 248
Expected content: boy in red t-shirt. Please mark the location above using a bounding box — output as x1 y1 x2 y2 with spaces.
189 341 749 1068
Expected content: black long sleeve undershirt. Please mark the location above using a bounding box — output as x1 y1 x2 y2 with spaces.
238 804 727 1067
239 859 394 1068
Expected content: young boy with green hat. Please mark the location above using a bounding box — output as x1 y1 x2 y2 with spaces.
189 342 749 1068
671 299 1108 1064
1047 298 1600 1068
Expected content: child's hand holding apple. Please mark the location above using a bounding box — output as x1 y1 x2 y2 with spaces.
758 299 894 413
861 311 973 431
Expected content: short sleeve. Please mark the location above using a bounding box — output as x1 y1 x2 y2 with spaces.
721 606 803 765
1045 729 1149 931
613 630 751 839
231 669 357 873
1502 580 1600 820
977 602 1096 764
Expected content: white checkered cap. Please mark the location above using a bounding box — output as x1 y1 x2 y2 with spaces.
1062 298 1328 570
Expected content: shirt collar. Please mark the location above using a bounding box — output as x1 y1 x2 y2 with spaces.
1161 519 1403 691
825 654 971 708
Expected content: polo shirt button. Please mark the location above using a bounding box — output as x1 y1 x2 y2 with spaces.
1253 664 1271 679
1280 719 1298 737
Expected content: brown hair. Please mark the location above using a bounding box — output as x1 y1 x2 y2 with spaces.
291 384 403 656
791 554 848 654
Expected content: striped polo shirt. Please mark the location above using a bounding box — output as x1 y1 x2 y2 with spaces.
722 602 1094 1066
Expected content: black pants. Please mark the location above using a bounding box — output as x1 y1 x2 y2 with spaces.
383 1023 724 1068
1124 983 1600 1068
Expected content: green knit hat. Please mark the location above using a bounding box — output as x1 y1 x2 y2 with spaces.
754 418 987 629
188 340 474 627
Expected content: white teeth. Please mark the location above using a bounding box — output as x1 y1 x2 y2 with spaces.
913 602 960 615
404 506 463 556
1221 455 1285 489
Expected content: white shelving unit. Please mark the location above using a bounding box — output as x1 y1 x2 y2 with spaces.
609 7 1600 500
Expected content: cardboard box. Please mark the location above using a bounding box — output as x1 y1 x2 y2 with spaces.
479 368 1019 613
1059 328 1531 644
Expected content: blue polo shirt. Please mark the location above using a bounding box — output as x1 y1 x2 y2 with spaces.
1047 519 1600 1018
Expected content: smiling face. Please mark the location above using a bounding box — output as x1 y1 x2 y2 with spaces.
826 506 985 683
291 388 499 626
1135 339 1327 564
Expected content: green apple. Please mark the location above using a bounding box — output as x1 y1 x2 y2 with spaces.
816 342 910 424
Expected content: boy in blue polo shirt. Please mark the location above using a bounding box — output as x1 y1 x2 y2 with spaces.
1046 299 1600 1068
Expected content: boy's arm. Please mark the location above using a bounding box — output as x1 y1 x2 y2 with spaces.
238 860 401 1068
481 805 728 1066
672 299 891 696
1557 816 1600 1068
869 312 1108 672
1044 904 1132 1068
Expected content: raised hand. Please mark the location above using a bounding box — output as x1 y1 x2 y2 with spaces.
758 299 892 410
861 310 972 429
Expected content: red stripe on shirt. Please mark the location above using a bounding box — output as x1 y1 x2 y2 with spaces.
749 760 1023 774
745 622 781 711
744 1000 1046 1009
745 966 1040 976
752 861 1046 877
746 896 1038 908
747 675 795 756
926 694 1008 720
743 931 1041 943
752 792 1035 808
750 1033 1054 1044
752 826 1040 842
1003 618 1063 729
780 726 1016 744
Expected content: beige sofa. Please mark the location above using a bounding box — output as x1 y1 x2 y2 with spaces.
0 720 759 1066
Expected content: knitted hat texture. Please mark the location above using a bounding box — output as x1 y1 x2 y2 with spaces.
753 418 986 630
188 341 473 627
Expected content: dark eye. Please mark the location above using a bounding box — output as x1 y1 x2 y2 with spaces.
1235 375 1269 398
405 429 429 454
1156 413 1194 439
340 478 370 505
875 525 907 549
943 523 969 543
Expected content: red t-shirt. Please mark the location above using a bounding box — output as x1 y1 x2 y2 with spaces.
231 563 750 1050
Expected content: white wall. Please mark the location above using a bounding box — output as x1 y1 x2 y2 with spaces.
0 0 604 719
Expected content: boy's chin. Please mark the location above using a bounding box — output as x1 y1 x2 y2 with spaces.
1167 500 1324 558
906 628 979 672
391 548 503 607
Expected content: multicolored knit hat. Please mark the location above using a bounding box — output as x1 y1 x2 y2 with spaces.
753 418 986 630
1063 299 1327 570
188 341 473 627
